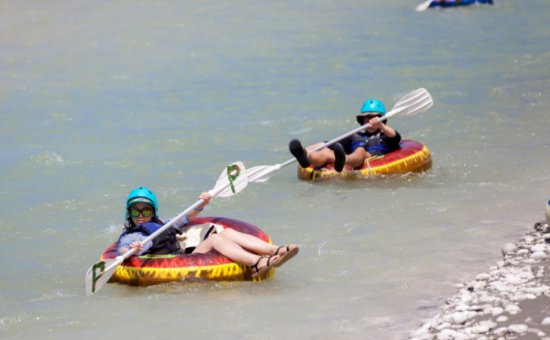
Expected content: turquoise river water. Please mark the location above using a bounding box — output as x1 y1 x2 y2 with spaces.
1 1 549 339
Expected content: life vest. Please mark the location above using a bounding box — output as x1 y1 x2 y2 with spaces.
119 221 182 255
351 131 396 156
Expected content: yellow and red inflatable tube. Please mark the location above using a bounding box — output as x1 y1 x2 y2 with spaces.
101 217 274 287
298 139 431 181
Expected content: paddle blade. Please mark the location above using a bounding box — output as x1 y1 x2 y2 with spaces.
246 165 281 183
211 161 248 197
416 0 434 11
386 88 433 119
85 258 119 295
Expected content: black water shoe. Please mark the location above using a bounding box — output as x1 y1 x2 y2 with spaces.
333 143 345 172
289 139 310 168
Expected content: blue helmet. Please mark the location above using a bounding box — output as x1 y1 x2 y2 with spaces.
357 99 386 125
126 186 158 215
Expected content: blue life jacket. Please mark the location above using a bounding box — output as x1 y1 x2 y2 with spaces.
350 131 399 156
119 221 182 255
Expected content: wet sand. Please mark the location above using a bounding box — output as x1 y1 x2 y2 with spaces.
410 220 550 339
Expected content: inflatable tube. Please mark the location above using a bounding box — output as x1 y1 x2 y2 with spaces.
298 139 431 181
101 217 274 286
430 0 493 8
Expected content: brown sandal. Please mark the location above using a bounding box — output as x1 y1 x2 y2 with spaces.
251 255 279 278
273 245 299 268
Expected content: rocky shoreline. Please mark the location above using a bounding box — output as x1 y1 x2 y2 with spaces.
410 220 550 340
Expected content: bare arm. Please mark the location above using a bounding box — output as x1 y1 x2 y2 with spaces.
368 117 397 138
185 191 211 220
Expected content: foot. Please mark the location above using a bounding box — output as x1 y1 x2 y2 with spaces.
333 143 345 172
289 139 310 168
273 244 299 268
250 255 280 278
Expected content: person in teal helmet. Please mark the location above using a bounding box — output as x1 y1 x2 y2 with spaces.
118 187 299 278
289 98 401 172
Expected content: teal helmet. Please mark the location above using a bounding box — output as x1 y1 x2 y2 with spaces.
357 99 386 125
126 186 158 215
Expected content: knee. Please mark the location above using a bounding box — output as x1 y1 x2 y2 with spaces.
221 228 236 237
351 148 367 160
310 148 332 163
207 233 222 246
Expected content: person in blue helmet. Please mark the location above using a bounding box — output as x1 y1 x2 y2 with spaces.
118 187 299 278
289 98 401 172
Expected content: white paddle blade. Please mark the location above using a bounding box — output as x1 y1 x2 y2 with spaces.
85 259 119 295
212 161 248 198
246 165 281 183
386 88 433 119
416 0 433 11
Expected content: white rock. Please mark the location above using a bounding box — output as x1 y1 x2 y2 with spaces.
518 249 530 256
476 273 490 281
531 251 546 259
456 304 469 311
436 322 451 331
542 317 550 326
436 329 461 340
491 307 504 316
496 315 508 322
508 323 528 334
470 324 490 334
525 286 550 295
481 320 497 327
511 293 537 301
524 236 535 244
531 244 546 252
445 311 477 325
502 243 517 256
505 304 522 315
493 326 509 336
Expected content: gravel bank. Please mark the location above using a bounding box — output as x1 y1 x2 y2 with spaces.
410 220 550 340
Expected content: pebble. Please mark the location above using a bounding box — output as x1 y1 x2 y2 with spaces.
496 315 508 323
491 307 503 316
475 273 490 281
517 249 530 256
505 304 521 315
502 242 517 256
508 323 528 334
445 311 476 325
410 220 550 339
531 244 546 252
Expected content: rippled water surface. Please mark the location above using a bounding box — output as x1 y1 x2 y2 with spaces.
1 1 549 339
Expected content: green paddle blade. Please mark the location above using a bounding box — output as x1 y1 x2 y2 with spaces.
212 161 248 197
85 258 119 295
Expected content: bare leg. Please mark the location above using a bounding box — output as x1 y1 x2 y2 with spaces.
345 148 370 168
218 229 279 255
193 234 269 266
307 145 336 168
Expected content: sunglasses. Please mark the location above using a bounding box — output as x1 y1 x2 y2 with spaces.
129 207 154 218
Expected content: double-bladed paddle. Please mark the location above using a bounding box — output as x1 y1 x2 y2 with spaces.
416 0 435 12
